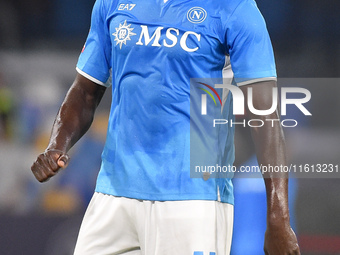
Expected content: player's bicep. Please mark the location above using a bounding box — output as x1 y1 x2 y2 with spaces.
76 0 112 87
240 80 278 119
226 0 276 85
73 73 107 107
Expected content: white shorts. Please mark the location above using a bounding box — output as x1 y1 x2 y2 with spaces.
74 192 234 255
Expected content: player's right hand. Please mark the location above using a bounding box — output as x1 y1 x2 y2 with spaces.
31 149 70 182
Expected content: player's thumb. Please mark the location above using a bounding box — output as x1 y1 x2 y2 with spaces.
57 154 70 169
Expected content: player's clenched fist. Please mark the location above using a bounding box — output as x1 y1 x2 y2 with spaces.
31 150 70 182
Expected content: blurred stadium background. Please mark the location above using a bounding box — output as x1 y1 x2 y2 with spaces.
0 0 339 254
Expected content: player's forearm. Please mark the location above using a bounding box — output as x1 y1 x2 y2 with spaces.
47 90 93 152
47 74 106 153
250 111 290 226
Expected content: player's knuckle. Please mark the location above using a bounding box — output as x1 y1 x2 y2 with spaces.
31 163 37 172
31 165 42 178
46 158 56 169
37 153 46 160
45 152 60 169
33 170 43 181
36 156 47 166
47 169 57 177
41 171 51 181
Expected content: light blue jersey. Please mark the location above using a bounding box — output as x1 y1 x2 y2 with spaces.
76 0 276 204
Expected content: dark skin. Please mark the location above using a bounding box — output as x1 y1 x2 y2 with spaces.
31 74 106 182
241 81 300 255
31 76 300 254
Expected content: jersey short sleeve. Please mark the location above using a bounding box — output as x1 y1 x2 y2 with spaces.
225 0 277 86
76 0 112 86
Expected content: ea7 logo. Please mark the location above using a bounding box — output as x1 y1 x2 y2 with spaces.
187 7 207 24
118 3 136 11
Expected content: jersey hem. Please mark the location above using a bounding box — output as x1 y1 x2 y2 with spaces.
76 67 107 87
237 77 277 86
95 186 234 205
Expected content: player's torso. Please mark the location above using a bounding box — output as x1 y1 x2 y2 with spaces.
97 0 238 202
102 0 237 153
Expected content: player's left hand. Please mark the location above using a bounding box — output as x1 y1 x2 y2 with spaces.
264 224 300 255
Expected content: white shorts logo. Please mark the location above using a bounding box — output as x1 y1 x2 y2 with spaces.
187 7 207 24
